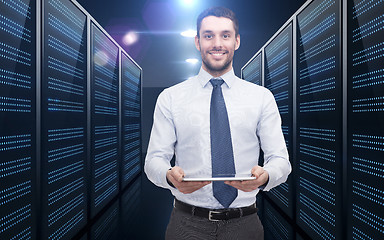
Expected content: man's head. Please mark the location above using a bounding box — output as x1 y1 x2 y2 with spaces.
195 7 240 77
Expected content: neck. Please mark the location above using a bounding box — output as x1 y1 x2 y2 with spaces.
202 65 232 78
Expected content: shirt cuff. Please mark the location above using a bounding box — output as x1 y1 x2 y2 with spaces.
166 168 176 188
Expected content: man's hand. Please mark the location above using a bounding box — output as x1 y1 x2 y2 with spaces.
225 166 269 192
166 166 211 194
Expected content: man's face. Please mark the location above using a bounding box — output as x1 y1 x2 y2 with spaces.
195 16 240 77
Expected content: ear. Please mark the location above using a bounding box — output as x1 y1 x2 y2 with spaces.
235 34 240 51
195 35 201 52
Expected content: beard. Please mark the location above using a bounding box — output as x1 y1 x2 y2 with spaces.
199 45 235 75
201 55 233 73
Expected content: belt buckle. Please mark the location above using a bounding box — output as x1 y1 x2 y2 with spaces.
208 210 221 221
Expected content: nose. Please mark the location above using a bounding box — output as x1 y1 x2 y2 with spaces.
212 37 223 48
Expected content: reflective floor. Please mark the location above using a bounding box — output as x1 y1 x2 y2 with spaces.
75 173 174 240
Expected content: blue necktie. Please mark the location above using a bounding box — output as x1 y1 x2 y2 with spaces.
210 78 237 208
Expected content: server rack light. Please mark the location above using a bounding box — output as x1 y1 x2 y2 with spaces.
90 23 120 217
242 52 262 85
296 0 342 239
121 52 142 188
347 0 384 239
264 23 294 219
41 0 88 239
0 1 36 239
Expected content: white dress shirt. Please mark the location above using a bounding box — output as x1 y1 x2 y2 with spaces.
145 68 291 209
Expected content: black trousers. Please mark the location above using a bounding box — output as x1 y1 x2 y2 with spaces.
165 206 264 240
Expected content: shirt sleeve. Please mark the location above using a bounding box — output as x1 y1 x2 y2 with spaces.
144 89 176 189
257 89 292 191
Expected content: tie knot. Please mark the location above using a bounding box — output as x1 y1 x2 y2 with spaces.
210 78 224 88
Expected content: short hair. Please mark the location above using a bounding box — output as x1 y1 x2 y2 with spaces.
196 6 239 38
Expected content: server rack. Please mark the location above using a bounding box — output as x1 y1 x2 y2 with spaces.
0 1 37 239
241 0 384 239
0 0 143 239
264 23 294 219
41 0 88 238
347 0 384 239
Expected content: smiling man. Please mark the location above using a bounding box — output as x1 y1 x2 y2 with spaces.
145 6 291 240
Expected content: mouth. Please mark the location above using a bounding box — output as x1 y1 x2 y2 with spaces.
209 51 227 59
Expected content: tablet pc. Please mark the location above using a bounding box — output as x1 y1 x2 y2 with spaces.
182 175 256 182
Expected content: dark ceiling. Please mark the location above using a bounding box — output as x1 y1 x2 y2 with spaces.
76 0 307 88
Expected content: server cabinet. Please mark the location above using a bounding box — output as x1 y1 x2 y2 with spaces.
264 23 294 219
90 23 120 217
41 0 88 238
347 0 384 239
0 1 36 239
296 0 342 239
121 53 142 189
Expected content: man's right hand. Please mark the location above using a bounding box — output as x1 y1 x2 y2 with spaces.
166 166 211 194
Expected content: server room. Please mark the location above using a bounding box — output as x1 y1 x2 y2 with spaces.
0 0 383 239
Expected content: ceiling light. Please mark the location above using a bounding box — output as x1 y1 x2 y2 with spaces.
122 31 139 46
186 58 199 64
181 29 196 38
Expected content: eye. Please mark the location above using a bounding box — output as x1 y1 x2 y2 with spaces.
223 34 230 39
204 34 213 39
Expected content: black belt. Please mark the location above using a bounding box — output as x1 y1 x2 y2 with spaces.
174 198 257 221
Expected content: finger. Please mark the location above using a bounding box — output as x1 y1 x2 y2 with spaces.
171 166 185 182
251 166 265 178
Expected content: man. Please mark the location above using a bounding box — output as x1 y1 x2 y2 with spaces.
145 6 291 240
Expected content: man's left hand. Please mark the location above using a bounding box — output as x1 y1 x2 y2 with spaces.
225 166 269 192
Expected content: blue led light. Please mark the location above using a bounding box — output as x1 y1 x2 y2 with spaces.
0 204 31 233
2 0 31 18
299 56 335 79
48 194 84 227
300 35 336 63
266 34 288 57
0 14 31 42
48 77 84 96
49 0 85 30
269 184 289 207
94 184 117 207
300 98 336 112
95 161 117 178
124 148 140 161
299 209 335 240
95 172 117 192
300 14 336 46
299 0 335 29
352 226 375 240
266 62 288 80
300 177 335 205
353 204 384 234
48 35 84 62
95 148 117 164
0 181 31 206
48 161 83 184
352 14 384 42
48 13 82 44
49 211 84 240
48 56 84 79
353 0 384 19
124 164 140 181
94 136 118 149
48 178 84 206
300 193 335 226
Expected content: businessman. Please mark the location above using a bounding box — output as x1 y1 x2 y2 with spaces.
145 6 291 240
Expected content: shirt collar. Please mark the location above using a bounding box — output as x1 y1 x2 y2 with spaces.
197 68 236 89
